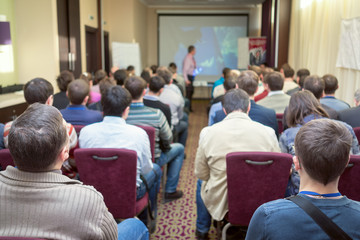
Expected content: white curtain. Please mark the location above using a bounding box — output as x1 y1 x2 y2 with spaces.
288 0 360 106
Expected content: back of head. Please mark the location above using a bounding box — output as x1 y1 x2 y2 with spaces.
295 119 352 185
229 69 241 79
222 67 231 79
102 85 132 117
79 72 93 82
113 69 127 86
56 70 74 92
67 79 89 105
156 66 173 84
281 63 294 78
169 62 177 69
8 103 68 172
248 65 262 77
297 68 310 88
223 76 236 91
286 90 328 127
264 72 284 91
303 75 324 99
150 65 158 74
261 67 274 80
168 65 177 75
149 76 165 93
140 69 151 83
24 78 54 104
99 78 116 96
124 76 147 100
127 65 135 72
94 69 107 85
188 45 195 53
322 74 338 94
236 70 259 96
222 88 250 114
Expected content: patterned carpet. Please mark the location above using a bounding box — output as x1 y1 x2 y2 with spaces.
151 100 219 239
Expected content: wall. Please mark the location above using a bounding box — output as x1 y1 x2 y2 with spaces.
146 5 262 67
133 0 148 70
80 0 98 73
0 0 18 87
14 0 59 89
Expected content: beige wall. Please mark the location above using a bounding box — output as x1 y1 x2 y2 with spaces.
146 5 262 67
80 0 98 73
133 0 148 69
14 0 59 89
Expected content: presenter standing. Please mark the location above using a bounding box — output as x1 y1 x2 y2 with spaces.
183 45 196 112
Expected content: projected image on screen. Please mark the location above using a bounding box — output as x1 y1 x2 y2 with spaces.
159 15 248 82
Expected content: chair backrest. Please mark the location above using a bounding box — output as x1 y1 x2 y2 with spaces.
226 151 293 226
73 125 85 137
339 155 360 201
0 149 15 170
74 148 138 219
137 125 156 163
353 127 360 145
276 113 284 134
0 238 46 240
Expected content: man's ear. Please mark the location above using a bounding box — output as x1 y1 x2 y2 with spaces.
59 145 69 163
83 96 89 105
46 95 54 106
122 106 130 120
142 89 146 97
159 88 164 94
247 102 251 114
293 156 301 171
222 107 227 116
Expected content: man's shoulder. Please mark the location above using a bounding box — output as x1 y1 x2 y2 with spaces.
251 102 276 115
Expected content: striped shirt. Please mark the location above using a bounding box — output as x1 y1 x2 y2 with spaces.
126 102 173 159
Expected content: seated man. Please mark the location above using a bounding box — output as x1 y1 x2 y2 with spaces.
246 119 360 239
320 74 350 112
79 85 161 225
339 88 360 128
60 79 103 125
195 89 280 239
280 63 298 93
0 103 148 239
53 70 74 110
210 67 231 98
143 75 172 128
257 72 291 113
286 68 310 96
125 76 184 202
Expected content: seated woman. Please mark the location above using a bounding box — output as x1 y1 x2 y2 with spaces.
280 90 359 196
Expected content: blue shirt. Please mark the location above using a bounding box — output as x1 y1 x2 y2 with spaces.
60 105 103 126
211 77 224 98
79 116 153 187
320 96 350 112
246 194 360 240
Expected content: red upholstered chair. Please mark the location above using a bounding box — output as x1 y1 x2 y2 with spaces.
73 125 85 137
353 127 360 144
223 151 293 239
74 148 148 219
339 155 360 201
276 113 284 134
0 149 15 170
0 238 46 240
136 125 155 163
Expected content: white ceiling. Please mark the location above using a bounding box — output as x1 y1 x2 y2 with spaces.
141 0 265 7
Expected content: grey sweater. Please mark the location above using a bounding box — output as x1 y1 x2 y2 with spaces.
0 166 117 239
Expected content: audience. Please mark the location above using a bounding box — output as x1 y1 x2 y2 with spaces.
141 68 152 84
0 103 151 239
125 76 184 203
169 62 186 96
246 119 360 240
195 89 280 239
339 88 360 128
113 69 127 86
254 67 274 102
257 71 291 113
280 63 297 93
127 65 135 76
53 70 74 110
143 76 172 127
92 69 107 94
213 69 240 99
60 79 103 125
279 91 359 196
211 67 231 98
79 85 161 228
88 77 117 112
320 74 350 112
79 72 101 104
157 67 188 147
286 68 310 95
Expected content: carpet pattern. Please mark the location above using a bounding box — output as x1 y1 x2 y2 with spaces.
151 100 219 239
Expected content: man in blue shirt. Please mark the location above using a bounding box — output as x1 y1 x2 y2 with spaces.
246 119 360 239
60 79 103 126
320 74 350 112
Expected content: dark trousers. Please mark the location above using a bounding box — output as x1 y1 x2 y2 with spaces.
186 75 195 111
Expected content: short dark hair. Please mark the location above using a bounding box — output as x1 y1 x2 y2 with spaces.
323 74 338 94
124 76 147 100
67 79 89 105
102 86 132 117
223 67 231 79
249 65 262 77
281 63 295 78
236 70 259 96
156 67 172 84
149 76 165 93
222 89 250 114
297 69 310 88
264 72 284 91
24 78 54 104
79 72 93 83
150 65 158 74
303 75 324 99
94 69 107 85
286 90 329 127
188 45 195 53
223 76 236 91
169 62 177 69
56 70 74 92
113 69 127 86
295 119 352 185
99 78 116 96
127 65 135 71
141 70 151 83
8 103 68 172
